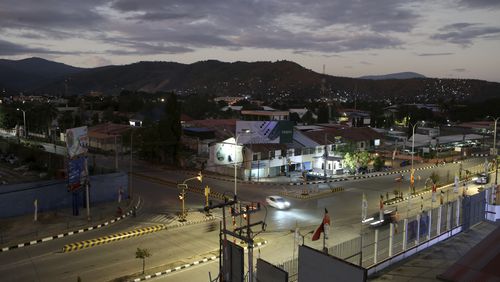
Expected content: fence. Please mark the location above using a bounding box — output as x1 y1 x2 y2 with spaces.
276 186 491 279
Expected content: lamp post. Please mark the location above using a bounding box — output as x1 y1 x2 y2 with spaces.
487 116 499 204
233 129 250 197
17 108 26 138
178 172 203 221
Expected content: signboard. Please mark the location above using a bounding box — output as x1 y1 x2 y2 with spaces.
68 156 88 191
256 258 288 282
298 245 366 282
213 139 243 165
66 126 89 158
236 121 293 144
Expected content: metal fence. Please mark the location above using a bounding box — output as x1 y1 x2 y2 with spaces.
276 186 491 278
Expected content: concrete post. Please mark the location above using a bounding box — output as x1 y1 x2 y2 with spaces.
403 218 408 251
446 204 452 231
437 205 442 235
416 214 420 245
389 223 393 257
373 229 378 264
428 209 432 240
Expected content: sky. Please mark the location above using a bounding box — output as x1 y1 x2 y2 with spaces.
1 0 500 82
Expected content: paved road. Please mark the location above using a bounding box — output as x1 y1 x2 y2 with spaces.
0 156 492 281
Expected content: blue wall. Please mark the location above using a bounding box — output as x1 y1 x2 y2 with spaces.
0 172 128 218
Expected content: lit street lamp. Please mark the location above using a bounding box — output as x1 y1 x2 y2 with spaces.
16 108 26 138
178 172 202 221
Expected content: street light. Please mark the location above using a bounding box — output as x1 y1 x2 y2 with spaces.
233 129 250 197
486 116 499 203
178 172 203 221
409 121 422 194
16 108 26 138
129 126 140 200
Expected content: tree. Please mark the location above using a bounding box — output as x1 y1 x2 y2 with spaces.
429 171 440 185
158 93 181 164
317 105 329 123
0 106 18 129
301 110 315 125
373 156 385 171
342 152 356 173
135 248 151 274
342 151 372 174
289 112 301 124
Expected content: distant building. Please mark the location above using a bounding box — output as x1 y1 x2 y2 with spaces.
337 108 371 127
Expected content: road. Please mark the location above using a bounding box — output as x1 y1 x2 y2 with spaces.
0 156 492 281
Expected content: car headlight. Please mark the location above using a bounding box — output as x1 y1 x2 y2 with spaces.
277 203 285 209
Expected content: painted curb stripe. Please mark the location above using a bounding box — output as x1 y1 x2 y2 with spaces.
0 198 142 253
130 241 268 281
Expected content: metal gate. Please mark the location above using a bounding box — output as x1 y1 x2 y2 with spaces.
462 189 486 231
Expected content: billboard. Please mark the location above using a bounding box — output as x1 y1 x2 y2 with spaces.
256 258 288 282
213 138 244 165
236 121 293 144
66 126 89 158
68 156 88 191
224 241 244 282
298 245 366 282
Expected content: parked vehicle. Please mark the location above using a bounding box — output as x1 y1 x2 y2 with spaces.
400 160 410 167
266 196 291 210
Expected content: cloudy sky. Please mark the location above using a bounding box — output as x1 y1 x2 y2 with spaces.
1 0 500 81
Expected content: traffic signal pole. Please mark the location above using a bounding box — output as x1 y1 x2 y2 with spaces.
205 198 264 282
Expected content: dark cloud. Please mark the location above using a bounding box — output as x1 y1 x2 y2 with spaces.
416 52 454 56
456 0 500 8
0 1 106 32
108 0 416 52
0 0 497 58
0 39 70 55
431 23 500 45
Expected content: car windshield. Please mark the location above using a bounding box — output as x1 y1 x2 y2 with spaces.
275 198 286 202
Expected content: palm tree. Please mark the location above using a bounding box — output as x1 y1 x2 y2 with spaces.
135 248 151 274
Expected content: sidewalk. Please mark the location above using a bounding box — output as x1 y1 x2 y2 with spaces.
0 198 136 250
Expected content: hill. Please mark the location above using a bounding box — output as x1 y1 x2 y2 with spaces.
0 57 84 91
1 58 499 102
359 72 426 80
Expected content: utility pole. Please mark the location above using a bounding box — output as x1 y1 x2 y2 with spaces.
205 198 264 282
324 133 328 180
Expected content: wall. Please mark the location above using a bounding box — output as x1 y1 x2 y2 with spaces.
0 172 128 218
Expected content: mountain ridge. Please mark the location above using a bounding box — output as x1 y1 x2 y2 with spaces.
359 72 426 80
0 57 499 103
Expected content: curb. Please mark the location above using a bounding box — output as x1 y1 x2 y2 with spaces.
280 187 345 200
0 198 141 253
130 240 268 282
132 255 219 282
62 215 216 252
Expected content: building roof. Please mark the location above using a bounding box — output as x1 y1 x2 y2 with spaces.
304 127 384 145
88 123 131 138
186 119 237 139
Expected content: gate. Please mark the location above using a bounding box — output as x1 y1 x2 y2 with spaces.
462 189 486 231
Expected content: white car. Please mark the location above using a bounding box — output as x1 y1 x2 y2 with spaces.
266 196 291 210
474 173 489 184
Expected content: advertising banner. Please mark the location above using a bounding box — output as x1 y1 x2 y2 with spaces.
66 126 89 158
213 138 243 165
236 121 293 144
68 156 88 191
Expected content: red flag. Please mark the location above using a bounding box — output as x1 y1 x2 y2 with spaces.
312 209 330 241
